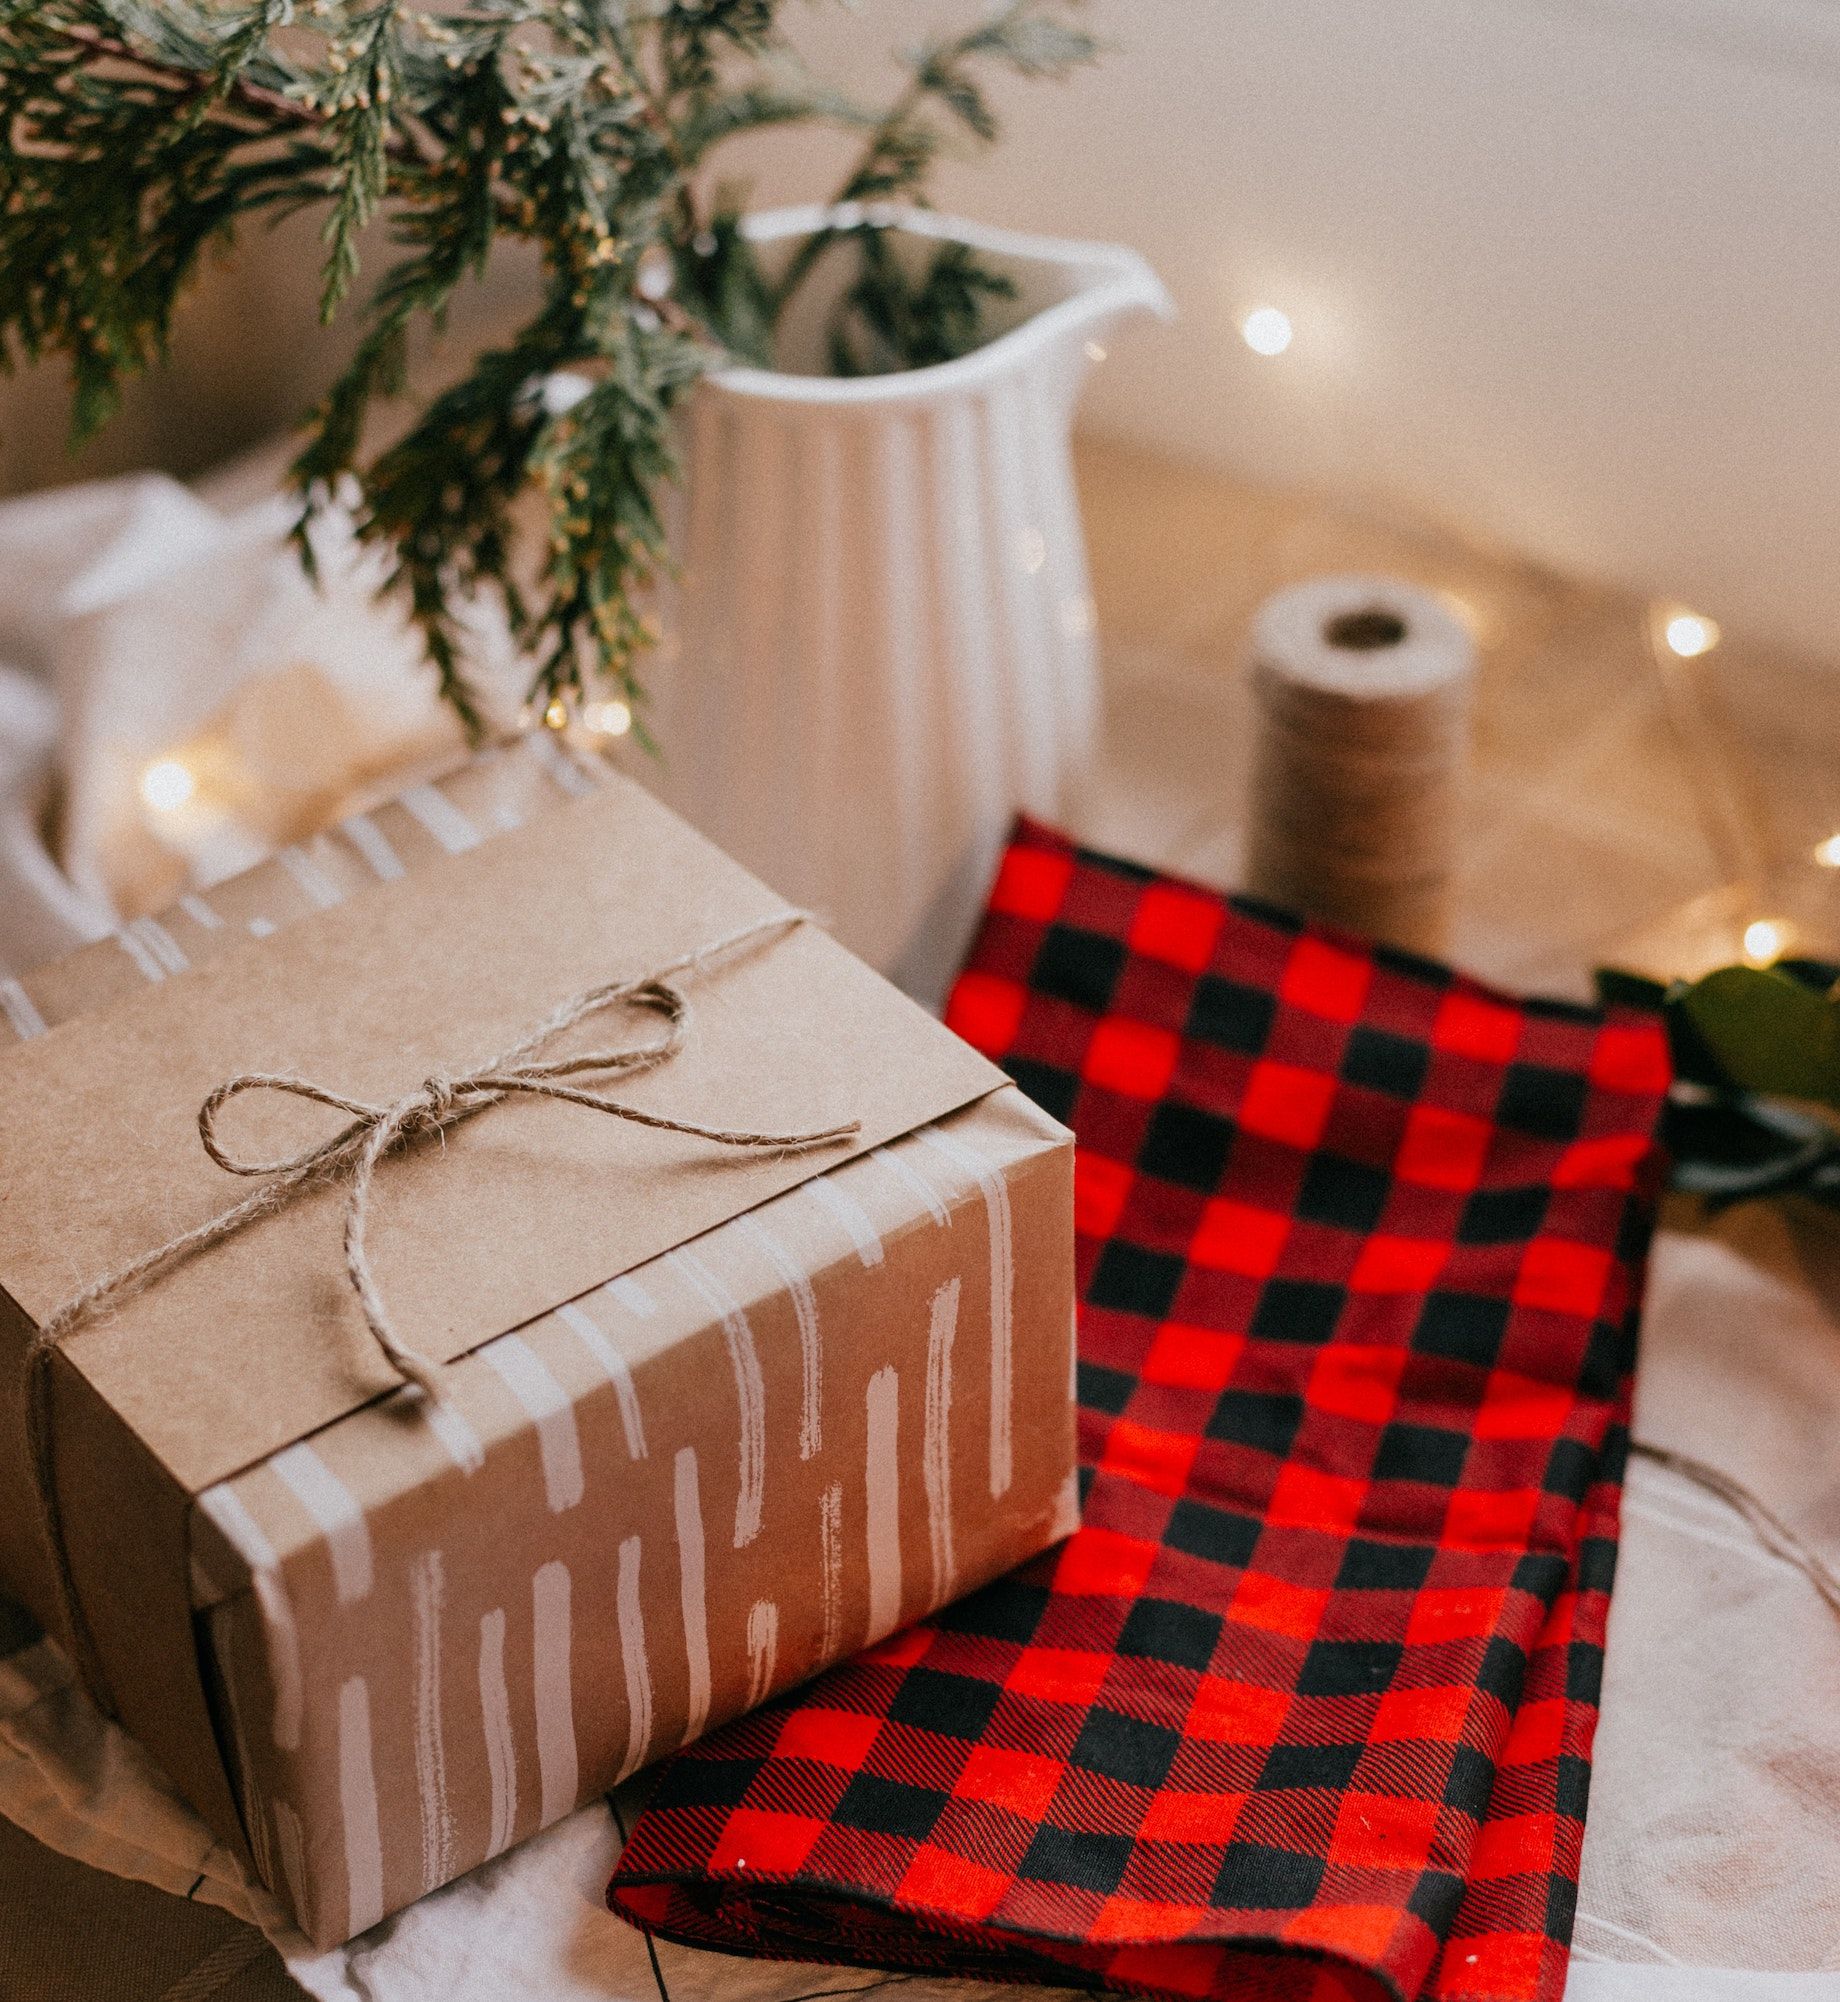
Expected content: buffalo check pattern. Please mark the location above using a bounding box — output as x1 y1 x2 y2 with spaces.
609 822 1670 2002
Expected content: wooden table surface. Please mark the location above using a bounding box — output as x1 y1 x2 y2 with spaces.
1067 435 1840 996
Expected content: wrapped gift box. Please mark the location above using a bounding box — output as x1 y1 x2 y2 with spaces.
0 741 1076 1947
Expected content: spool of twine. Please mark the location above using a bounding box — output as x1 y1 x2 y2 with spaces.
1243 575 1476 954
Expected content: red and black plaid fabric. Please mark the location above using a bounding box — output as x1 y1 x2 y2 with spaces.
609 823 1671 2002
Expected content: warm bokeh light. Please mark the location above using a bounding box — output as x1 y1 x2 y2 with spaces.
1241 306 1293 357
582 699 632 737
138 757 197 814
1815 834 1840 868
1743 918 1785 964
1663 611 1720 658
543 699 569 731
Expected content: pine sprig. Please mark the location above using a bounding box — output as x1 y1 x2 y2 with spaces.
0 1 1098 734
829 235 1017 378
769 0 1100 314
314 2 407 320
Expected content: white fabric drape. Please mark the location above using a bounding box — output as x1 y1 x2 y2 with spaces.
0 464 483 968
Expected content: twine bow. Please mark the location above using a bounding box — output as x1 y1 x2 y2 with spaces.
26 907 856 1702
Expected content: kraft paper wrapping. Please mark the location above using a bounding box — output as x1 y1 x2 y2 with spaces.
0 730 604 1044
0 739 1078 1948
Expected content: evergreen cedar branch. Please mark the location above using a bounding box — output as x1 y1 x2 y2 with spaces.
0 1 1096 737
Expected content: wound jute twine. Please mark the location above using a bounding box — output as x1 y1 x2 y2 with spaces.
26 907 858 1705
1244 575 1477 955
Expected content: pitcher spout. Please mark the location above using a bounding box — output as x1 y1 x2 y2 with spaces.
722 205 1171 405
1050 240 1176 360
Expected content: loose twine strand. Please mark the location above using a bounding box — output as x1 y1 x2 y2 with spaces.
25 907 857 1703
1630 1439 1840 1623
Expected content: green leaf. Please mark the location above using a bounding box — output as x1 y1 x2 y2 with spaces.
1663 1090 1840 1208
1593 965 1668 1013
679 81 870 162
673 203 775 366
824 230 1017 375
317 2 405 321
1675 964 1840 1104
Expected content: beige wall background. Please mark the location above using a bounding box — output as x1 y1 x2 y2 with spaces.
0 208 540 495
6 0 1838 670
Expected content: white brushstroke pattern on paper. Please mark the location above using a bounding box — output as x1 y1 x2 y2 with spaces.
738 1212 822 1459
131 915 189 971
674 1448 712 1744
555 1300 646 1459
865 1367 903 1640
528 727 598 796
805 1174 885 1268
919 1128 1015 1497
532 1560 578 1827
617 1536 652 1779
198 1482 305 1749
338 1676 385 1936
478 1608 518 1858
410 1551 455 1892
114 926 165 982
178 892 224 930
820 1482 844 1661
671 1250 765 1547
273 1801 309 1929
271 1444 373 1604
603 1274 658 1318
1050 1468 1082 1542
873 1143 951 1227
0 978 46 1039
339 811 406 882
482 1334 584 1511
214 1614 274 1887
924 1278 961 1601
244 1574 307 1741
745 1600 779 1707
405 1386 486 1476
277 843 344 910
189 1549 225 1606
400 784 482 854
247 915 276 938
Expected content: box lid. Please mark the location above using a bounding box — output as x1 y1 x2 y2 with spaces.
0 773 1006 1501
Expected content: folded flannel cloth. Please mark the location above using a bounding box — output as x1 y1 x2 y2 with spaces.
609 823 1672 2002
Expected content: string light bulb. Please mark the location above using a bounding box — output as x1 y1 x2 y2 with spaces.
542 699 569 731
582 698 632 738
1743 918 1785 965
139 757 197 814
1663 610 1720 658
1241 307 1293 357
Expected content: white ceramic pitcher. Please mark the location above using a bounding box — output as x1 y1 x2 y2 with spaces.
642 206 1170 1002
